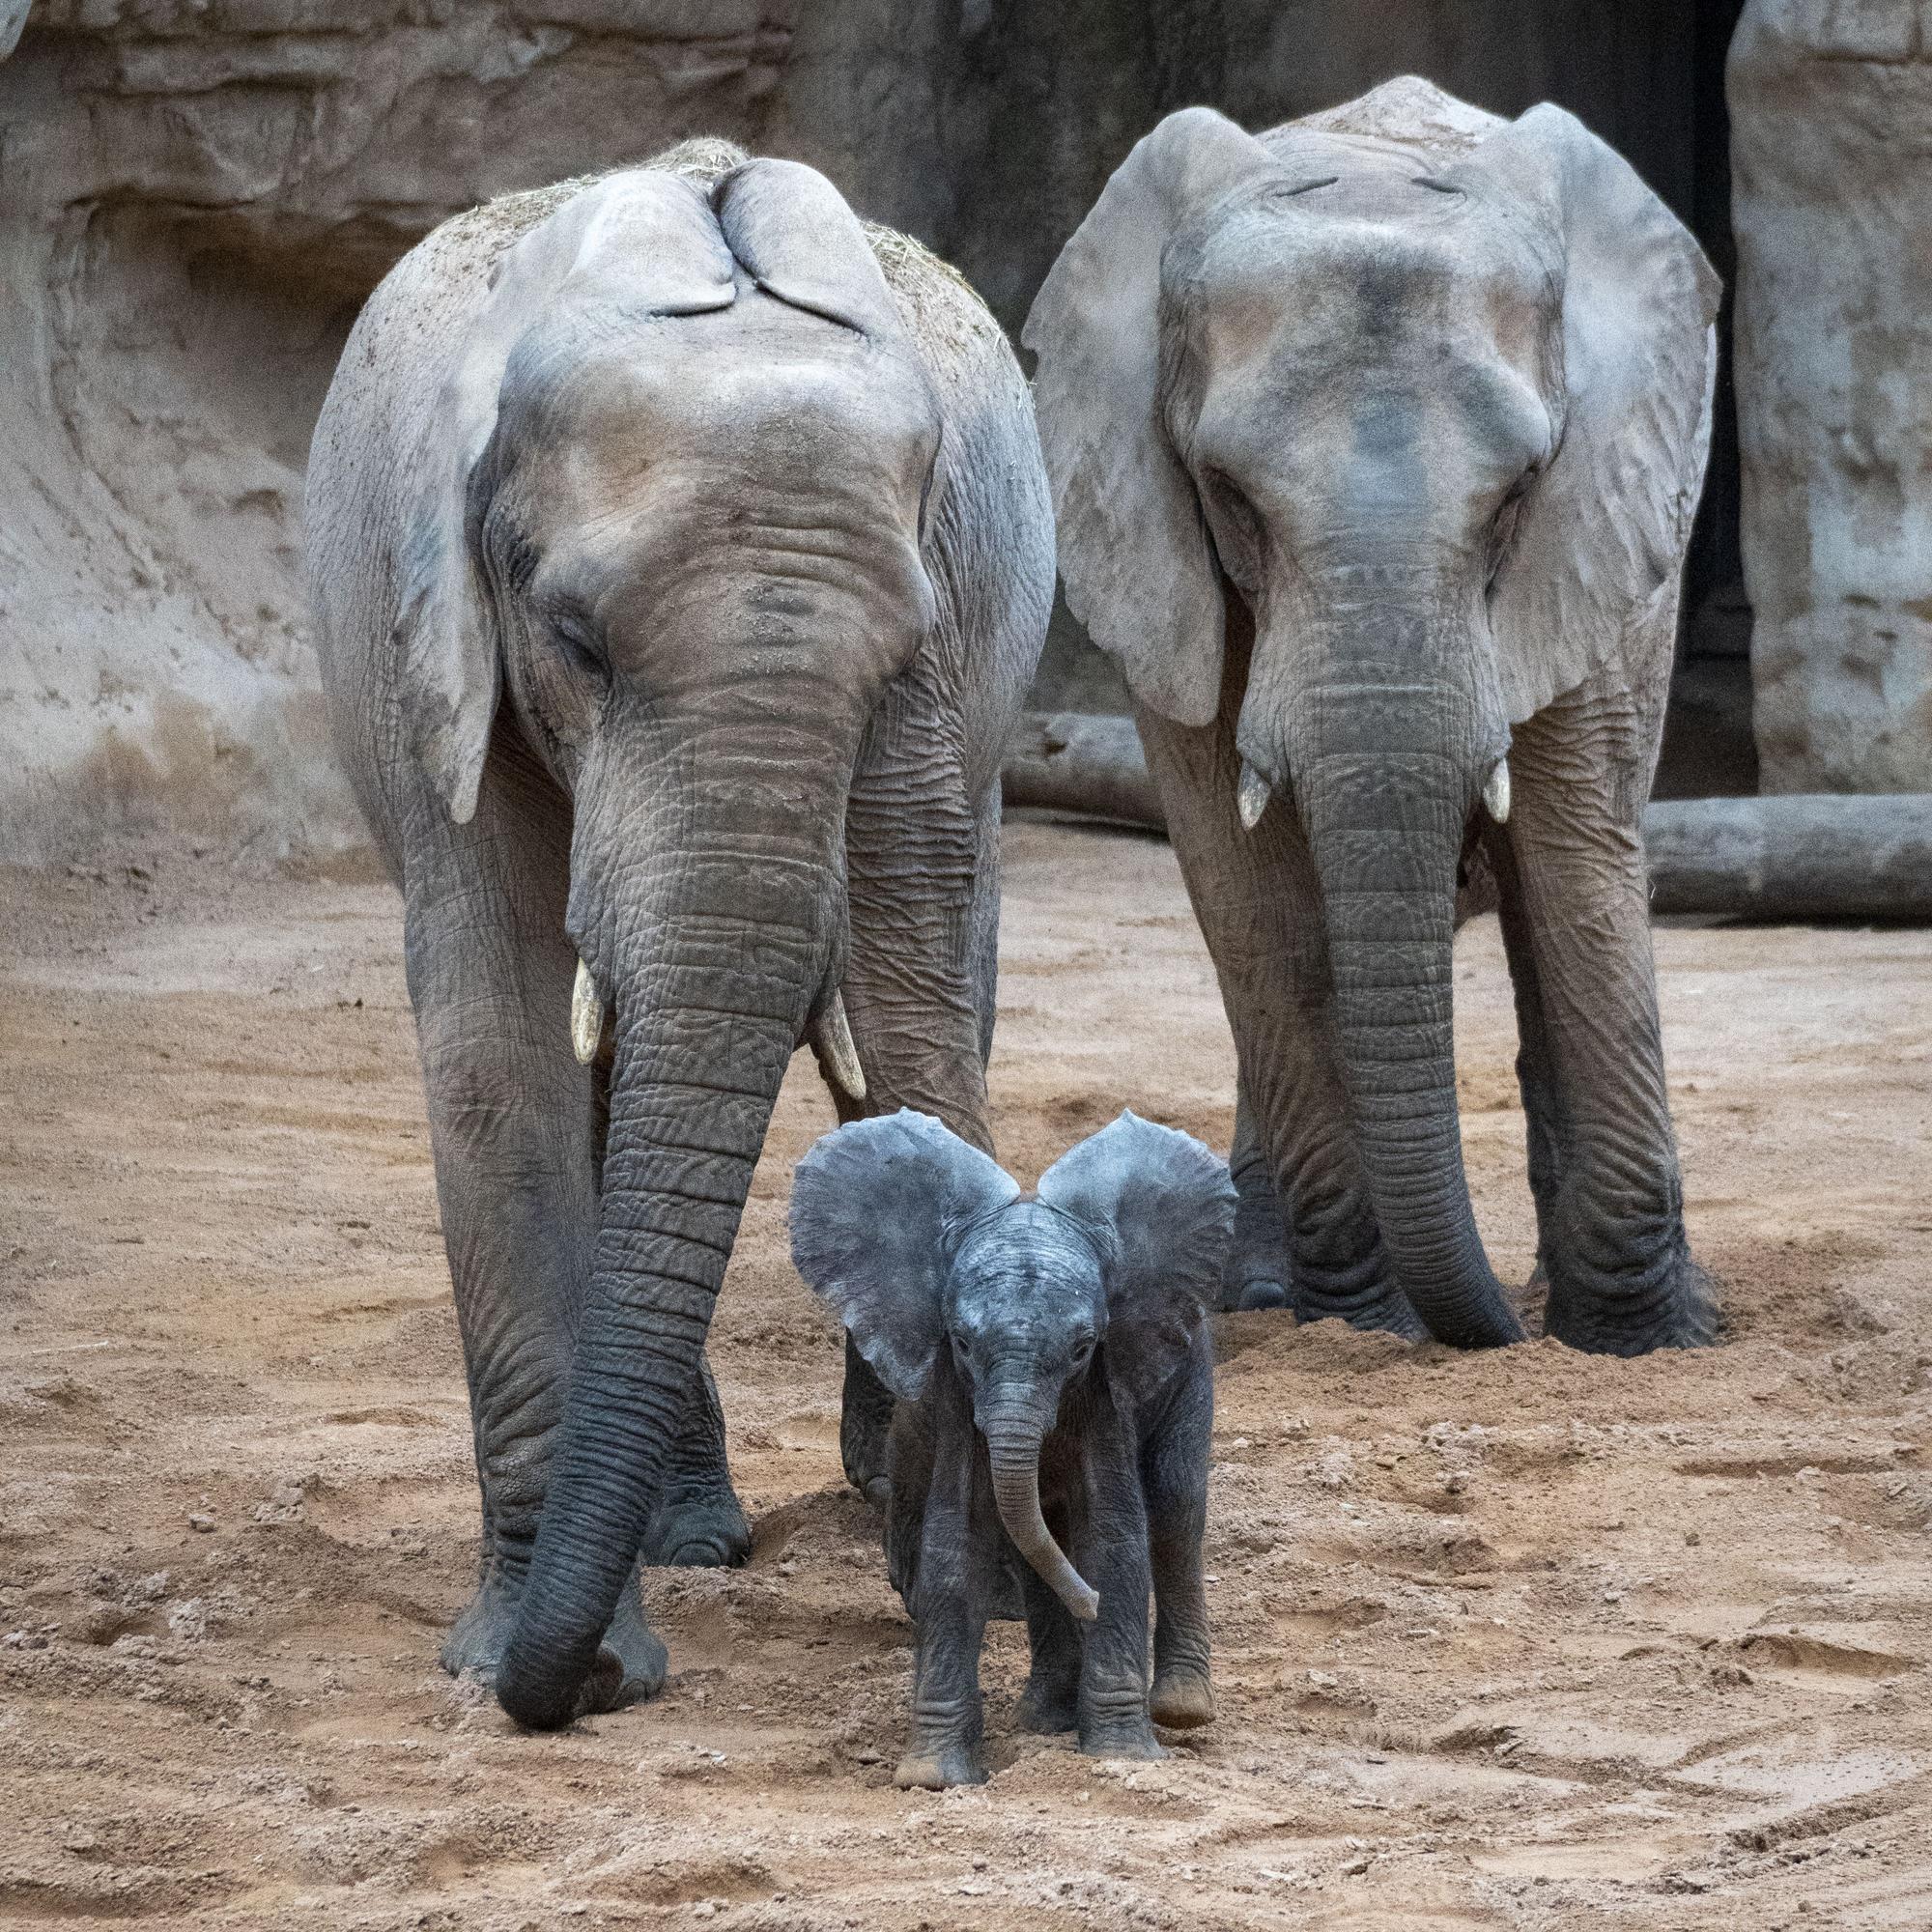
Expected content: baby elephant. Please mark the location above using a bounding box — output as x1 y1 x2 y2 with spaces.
790 1108 1235 1788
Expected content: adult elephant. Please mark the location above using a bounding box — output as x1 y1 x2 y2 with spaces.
1024 78 1719 1356
306 140 1053 1730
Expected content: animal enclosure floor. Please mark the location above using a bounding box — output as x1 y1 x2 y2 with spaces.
4 820 1932 1931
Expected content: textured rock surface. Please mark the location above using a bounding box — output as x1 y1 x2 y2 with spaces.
1730 0 1932 792
0 1 1715 863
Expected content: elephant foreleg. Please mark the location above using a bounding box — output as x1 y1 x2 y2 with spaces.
639 1356 750 1567
1494 686 1718 1354
895 1375 997 1790
836 677 998 1494
1074 1399 1161 1762
1222 1084 1291 1311
1143 1339 1214 1730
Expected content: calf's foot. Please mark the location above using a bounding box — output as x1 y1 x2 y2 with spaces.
895 1746 985 1790
1150 1664 1214 1729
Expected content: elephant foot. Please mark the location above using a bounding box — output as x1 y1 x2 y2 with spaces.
639 1487 752 1569
1079 1716 1166 1764
1296 1283 1428 1343
1227 1271 1291 1313
441 1566 668 1715
1016 1674 1081 1735
1150 1664 1214 1730
895 1746 985 1790
1543 1252 1719 1356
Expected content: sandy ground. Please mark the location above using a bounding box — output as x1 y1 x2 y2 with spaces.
4 818 1932 1931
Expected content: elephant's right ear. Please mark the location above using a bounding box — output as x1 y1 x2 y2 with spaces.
789 1111 1019 1404
394 173 736 822
1023 108 1274 728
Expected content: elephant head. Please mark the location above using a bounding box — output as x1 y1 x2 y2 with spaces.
1023 87 1719 1350
790 1109 1235 1621
399 159 947 1727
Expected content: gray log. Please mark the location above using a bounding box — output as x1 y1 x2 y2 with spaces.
1003 711 1932 922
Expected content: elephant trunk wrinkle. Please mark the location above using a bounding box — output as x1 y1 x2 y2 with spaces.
1294 722 1524 1351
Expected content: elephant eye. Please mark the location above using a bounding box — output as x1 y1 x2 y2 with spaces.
546 604 606 675
1199 468 1262 595
1487 482 1530 590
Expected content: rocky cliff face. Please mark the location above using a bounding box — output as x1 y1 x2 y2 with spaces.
0 1 1715 865
1 4 821 867
1730 0 1932 793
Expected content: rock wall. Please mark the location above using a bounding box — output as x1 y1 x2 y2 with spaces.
0 1 1719 867
1730 0 1932 793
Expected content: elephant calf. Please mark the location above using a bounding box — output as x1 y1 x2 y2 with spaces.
790 1109 1236 1789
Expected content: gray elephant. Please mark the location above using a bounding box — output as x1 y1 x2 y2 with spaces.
790 1109 1235 1789
1024 77 1721 1356
304 140 1053 1731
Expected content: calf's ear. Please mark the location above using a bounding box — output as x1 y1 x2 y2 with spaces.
789 1111 1018 1403
1037 1112 1236 1350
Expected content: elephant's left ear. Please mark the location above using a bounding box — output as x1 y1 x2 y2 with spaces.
1462 104 1720 726
1037 1114 1236 1378
395 173 736 822
789 1111 1020 1404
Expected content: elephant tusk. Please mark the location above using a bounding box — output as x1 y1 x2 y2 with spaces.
1236 760 1272 832
570 956 605 1066
1482 759 1512 825
812 990 867 1102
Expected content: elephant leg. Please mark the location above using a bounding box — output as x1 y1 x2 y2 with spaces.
1137 700 1422 1339
895 1389 997 1790
1484 823 1572 1298
1074 1413 1162 1762
1015 1492 1085 1733
836 706 998 1496
1222 1082 1291 1311
639 1356 751 1567
839 1336 897 1511
1495 689 1718 1354
1145 1347 1214 1729
401 737 665 1707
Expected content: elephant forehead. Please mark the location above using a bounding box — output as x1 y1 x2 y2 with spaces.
504 305 936 472
949 1206 1104 1308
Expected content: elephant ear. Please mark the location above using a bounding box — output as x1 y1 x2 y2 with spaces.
1037 1113 1236 1399
394 172 736 822
789 1110 1019 1404
1462 104 1720 726
714 158 905 340
1023 108 1278 728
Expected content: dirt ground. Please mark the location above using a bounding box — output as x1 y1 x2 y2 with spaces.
4 818 1932 1931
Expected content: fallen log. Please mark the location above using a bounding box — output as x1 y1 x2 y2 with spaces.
1003 711 1932 923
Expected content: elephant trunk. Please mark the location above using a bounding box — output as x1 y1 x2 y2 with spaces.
982 1392 1098 1624
496 695 854 1729
1266 596 1524 1350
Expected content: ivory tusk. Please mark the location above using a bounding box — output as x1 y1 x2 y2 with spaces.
1482 759 1512 825
1236 759 1272 832
570 956 605 1065
812 990 867 1102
